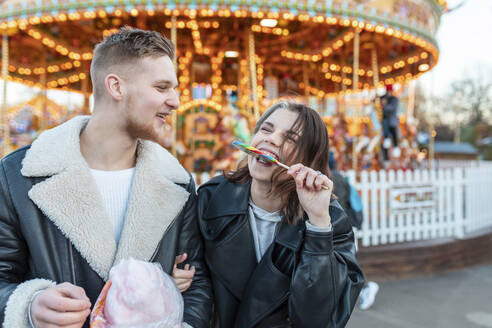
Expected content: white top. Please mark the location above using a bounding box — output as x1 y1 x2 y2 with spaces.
248 200 283 262
90 168 136 244
248 199 333 262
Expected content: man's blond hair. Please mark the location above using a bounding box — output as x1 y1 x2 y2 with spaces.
90 27 175 100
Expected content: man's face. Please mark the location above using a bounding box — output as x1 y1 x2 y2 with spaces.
121 56 179 146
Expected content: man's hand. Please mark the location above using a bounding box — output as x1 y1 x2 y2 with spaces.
30 282 91 328
172 253 195 293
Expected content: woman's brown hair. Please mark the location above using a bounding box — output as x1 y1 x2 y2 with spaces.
226 101 331 224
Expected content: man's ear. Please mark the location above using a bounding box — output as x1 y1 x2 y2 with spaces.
105 74 124 101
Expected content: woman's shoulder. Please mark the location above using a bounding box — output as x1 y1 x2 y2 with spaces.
197 174 251 220
198 174 228 193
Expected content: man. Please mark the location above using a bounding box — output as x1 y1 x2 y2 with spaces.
0 27 212 328
381 84 400 161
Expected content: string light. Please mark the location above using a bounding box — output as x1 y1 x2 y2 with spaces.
178 52 192 103
165 20 220 29
26 27 93 61
251 24 289 36
211 52 224 103
177 99 222 114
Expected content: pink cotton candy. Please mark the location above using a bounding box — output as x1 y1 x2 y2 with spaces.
103 258 183 328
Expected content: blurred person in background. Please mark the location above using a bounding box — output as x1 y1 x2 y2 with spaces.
329 151 379 311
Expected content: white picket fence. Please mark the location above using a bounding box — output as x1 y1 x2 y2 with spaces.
194 162 492 248
347 164 492 247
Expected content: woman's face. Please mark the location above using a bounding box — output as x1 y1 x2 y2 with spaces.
248 108 300 184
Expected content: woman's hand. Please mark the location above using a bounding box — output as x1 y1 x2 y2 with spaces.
172 253 195 293
287 164 333 227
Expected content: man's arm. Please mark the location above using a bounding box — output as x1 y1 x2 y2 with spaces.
0 160 56 327
177 175 213 328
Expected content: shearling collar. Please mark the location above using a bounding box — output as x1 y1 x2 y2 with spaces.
21 116 191 280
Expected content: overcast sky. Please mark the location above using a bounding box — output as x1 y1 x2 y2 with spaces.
419 0 492 96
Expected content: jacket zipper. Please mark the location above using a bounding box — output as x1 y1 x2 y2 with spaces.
68 240 76 285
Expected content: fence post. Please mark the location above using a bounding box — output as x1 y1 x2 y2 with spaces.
453 167 465 239
360 171 371 245
346 170 362 247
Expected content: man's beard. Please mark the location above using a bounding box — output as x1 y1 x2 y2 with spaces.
124 106 167 147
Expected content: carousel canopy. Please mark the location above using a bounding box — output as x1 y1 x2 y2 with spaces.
7 93 67 119
0 0 446 98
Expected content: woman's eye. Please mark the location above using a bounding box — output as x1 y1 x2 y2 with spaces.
260 126 272 132
286 136 296 143
284 133 297 142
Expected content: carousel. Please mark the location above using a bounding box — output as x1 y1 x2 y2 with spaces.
0 0 446 173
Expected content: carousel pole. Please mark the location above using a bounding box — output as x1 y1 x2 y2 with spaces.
248 30 259 121
428 73 436 170
352 30 360 93
40 52 48 131
1 33 10 157
407 80 415 119
352 29 360 171
303 63 309 98
371 46 381 118
81 67 90 115
40 69 47 130
429 119 435 169
303 63 310 105
171 16 178 157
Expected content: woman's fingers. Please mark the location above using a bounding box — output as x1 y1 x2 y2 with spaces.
176 280 192 293
294 167 309 189
174 265 195 293
287 163 304 177
288 163 332 191
305 170 319 190
173 253 187 270
314 174 332 191
172 256 195 293
173 267 195 280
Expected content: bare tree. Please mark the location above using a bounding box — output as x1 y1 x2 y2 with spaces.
444 66 492 125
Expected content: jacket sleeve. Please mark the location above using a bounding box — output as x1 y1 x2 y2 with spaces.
177 175 213 328
288 200 364 327
0 160 55 328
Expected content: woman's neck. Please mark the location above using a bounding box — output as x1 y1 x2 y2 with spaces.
250 179 283 213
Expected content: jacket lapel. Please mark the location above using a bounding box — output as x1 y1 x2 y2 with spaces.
22 116 191 281
202 179 258 300
114 141 190 265
28 166 116 281
238 219 305 327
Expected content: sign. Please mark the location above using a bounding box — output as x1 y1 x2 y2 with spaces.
390 184 436 213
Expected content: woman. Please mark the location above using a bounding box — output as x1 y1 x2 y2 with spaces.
197 102 364 327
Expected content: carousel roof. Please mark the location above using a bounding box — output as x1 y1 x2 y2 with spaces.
8 93 67 119
0 0 446 97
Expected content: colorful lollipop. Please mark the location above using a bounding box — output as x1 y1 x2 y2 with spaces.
232 140 289 169
232 140 330 190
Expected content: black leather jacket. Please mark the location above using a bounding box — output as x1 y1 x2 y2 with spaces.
0 147 212 328
197 175 364 328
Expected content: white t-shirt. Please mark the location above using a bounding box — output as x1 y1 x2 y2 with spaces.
90 168 135 244
248 200 283 262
